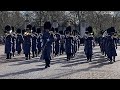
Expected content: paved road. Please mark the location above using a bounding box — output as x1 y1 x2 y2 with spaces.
0 45 120 79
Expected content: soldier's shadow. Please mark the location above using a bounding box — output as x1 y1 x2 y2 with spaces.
43 54 115 79
0 54 26 64
0 67 45 78
61 51 110 68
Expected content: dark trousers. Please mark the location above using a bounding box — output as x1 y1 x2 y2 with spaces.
17 50 21 54
32 51 37 58
38 49 41 55
45 58 50 66
6 53 12 59
86 54 92 61
12 52 15 57
67 53 71 60
60 49 64 54
25 53 31 60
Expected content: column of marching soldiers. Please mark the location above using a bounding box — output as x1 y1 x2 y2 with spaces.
4 21 118 68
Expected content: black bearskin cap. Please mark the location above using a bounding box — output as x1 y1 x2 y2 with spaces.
55 28 58 32
59 30 64 35
22 29 26 35
5 25 11 31
26 24 32 30
107 27 115 34
66 26 71 32
32 26 36 33
44 21 51 30
86 26 93 33
16 28 21 33
36 27 41 34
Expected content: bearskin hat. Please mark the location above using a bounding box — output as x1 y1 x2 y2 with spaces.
26 24 32 30
32 26 36 33
66 26 72 33
55 28 58 33
16 28 21 33
44 21 51 30
59 30 64 35
86 26 93 33
22 29 26 35
5 25 11 31
36 27 41 34
107 27 115 34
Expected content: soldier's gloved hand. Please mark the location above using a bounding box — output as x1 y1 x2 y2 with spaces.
47 39 50 42
40 39 42 42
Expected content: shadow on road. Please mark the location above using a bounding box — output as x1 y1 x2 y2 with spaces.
0 67 45 78
0 48 120 79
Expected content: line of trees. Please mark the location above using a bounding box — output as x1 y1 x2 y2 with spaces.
1 11 120 37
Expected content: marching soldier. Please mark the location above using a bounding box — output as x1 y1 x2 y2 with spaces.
106 27 117 63
64 26 73 61
16 28 23 55
4 25 13 59
72 30 78 57
51 20 59 55
77 34 81 50
84 26 94 62
11 26 16 57
23 24 32 60
59 30 65 55
51 27 55 55
37 27 42 55
31 26 38 58
41 21 54 68
54 28 60 56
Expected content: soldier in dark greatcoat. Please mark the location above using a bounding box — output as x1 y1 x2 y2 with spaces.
36 27 42 55
11 26 16 57
4 25 13 59
16 28 23 55
23 24 32 60
59 30 65 55
106 27 117 63
84 26 95 62
54 28 60 56
41 21 54 68
64 26 74 61
31 26 38 58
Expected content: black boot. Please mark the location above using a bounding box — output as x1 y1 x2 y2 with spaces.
13 52 15 57
113 56 115 62
9 53 12 59
6 53 9 59
18 50 21 55
89 55 92 62
29 53 31 59
109 57 113 63
35 51 37 57
25 54 28 60
86 55 89 61
32 52 35 58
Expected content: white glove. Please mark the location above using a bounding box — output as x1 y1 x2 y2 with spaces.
40 39 42 42
47 39 50 42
